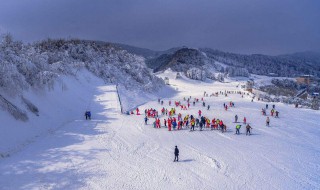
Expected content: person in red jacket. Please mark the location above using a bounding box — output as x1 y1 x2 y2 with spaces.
178 121 182 130
211 118 216 130
219 120 224 132
243 117 247 124
198 110 202 116
156 118 161 128
136 108 140 115
168 119 172 131
161 107 165 115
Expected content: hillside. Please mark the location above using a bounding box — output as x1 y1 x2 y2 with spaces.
0 70 319 189
0 36 176 156
0 36 168 116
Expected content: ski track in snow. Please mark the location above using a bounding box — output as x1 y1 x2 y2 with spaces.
0 72 320 190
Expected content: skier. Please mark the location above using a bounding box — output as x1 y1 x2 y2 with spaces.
172 120 177 130
219 120 224 132
196 118 200 128
144 116 148 125
85 111 91 120
161 107 165 115
156 118 161 128
271 109 275 116
272 104 275 109
198 110 202 117
266 104 269 109
266 117 270 126
236 124 241 134
190 118 195 131
85 111 88 120
246 124 252 135
203 102 205 107
243 117 247 124
164 119 167 127
223 124 227 132
174 146 179 162
88 111 91 120
168 119 172 131
275 111 279 118
235 115 238 123
199 121 203 131
207 105 210 110
211 119 215 130
136 108 140 115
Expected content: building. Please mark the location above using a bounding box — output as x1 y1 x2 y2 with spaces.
296 75 314 85
268 73 278 77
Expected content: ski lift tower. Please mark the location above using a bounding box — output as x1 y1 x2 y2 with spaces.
164 77 170 85
246 79 254 93
311 93 319 110
175 72 182 79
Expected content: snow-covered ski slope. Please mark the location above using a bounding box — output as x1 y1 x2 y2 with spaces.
0 70 319 190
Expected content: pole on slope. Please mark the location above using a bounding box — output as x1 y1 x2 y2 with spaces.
115 84 124 114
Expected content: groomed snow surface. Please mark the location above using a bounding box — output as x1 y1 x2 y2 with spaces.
1 70 319 190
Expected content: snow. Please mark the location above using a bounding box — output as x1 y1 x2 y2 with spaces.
0 70 320 189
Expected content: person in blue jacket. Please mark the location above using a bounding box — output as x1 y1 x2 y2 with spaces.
85 111 91 120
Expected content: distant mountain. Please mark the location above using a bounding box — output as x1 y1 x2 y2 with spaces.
278 51 320 66
114 43 185 59
143 46 320 78
44 39 320 79
148 48 205 72
201 49 320 77
113 43 159 58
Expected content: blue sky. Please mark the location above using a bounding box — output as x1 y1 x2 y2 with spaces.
0 0 319 55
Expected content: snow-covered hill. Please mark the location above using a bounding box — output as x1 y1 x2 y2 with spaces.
0 36 168 117
0 69 319 189
0 36 175 156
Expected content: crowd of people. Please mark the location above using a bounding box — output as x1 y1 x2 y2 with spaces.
122 86 284 137
136 90 268 136
143 96 231 133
